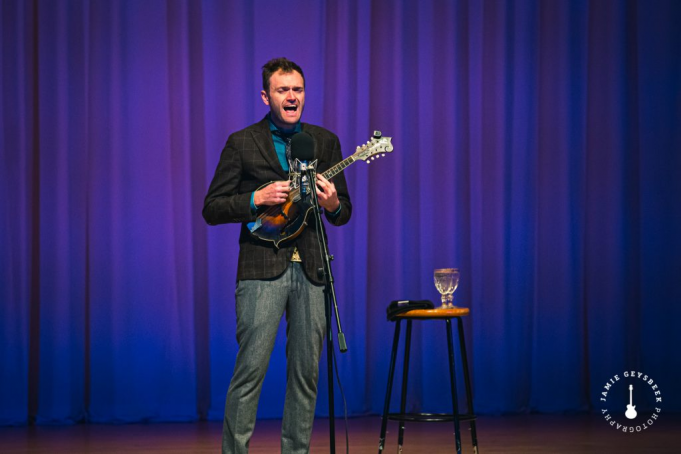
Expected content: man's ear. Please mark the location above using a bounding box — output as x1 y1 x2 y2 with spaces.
261 90 270 106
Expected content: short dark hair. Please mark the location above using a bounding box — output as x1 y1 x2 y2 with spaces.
261 57 305 92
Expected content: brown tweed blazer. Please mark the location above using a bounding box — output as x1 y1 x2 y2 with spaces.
202 117 352 284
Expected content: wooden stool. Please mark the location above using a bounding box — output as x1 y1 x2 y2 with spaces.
378 308 479 454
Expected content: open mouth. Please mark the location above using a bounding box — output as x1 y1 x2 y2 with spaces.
284 105 298 113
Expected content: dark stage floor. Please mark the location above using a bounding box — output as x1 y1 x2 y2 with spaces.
1 414 680 453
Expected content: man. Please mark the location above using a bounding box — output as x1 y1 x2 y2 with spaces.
203 57 352 454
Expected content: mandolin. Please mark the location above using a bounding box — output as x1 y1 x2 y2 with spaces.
247 131 394 247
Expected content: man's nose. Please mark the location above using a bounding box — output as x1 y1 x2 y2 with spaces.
286 90 296 100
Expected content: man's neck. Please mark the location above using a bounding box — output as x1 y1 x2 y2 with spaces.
267 113 300 133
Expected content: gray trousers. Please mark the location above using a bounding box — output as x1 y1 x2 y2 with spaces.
222 263 326 454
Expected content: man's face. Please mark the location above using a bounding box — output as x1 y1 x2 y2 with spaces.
261 70 305 130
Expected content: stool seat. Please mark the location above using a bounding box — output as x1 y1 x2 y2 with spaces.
393 307 470 319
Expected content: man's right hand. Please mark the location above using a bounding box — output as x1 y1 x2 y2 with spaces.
253 181 290 206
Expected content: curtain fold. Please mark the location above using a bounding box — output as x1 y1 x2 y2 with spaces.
1 0 679 424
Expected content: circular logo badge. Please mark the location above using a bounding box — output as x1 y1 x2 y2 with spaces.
600 371 663 433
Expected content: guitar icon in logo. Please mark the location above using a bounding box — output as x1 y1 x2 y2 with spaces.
625 384 637 419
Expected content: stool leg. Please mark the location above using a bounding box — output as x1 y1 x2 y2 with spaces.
378 320 402 453
457 317 479 453
397 320 413 452
446 319 462 454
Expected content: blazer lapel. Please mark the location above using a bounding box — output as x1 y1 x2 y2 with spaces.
251 117 288 179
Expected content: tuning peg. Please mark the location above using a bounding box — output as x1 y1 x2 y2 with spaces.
381 154 385 157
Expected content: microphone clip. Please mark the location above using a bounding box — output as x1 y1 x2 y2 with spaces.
289 159 317 196
295 158 317 173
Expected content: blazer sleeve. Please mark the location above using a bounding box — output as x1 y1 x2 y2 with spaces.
322 133 352 227
202 134 255 225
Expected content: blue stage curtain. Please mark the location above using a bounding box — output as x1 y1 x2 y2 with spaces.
1 0 679 425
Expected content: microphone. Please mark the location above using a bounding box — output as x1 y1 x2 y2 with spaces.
291 132 315 165
291 132 316 195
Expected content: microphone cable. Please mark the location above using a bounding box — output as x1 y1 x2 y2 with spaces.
331 334 350 454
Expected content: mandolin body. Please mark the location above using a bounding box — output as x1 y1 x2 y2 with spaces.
248 190 314 247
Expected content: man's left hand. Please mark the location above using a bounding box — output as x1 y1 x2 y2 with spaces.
315 174 340 212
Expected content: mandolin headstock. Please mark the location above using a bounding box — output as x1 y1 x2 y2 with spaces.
353 131 394 163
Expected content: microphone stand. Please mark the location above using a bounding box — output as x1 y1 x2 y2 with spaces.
305 165 347 454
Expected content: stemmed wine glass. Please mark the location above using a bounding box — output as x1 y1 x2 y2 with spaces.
434 268 460 309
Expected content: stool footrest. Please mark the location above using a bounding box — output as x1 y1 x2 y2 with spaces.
387 412 477 423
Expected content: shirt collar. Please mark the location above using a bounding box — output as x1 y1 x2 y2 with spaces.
267 113 301 136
